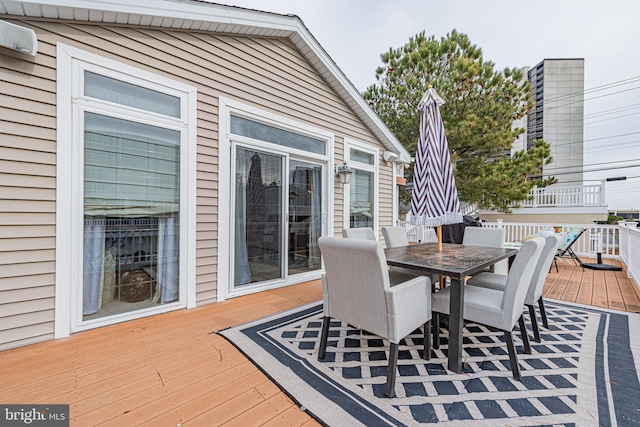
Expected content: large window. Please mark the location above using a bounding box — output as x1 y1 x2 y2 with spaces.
56 44 196 335
346 141 378 230
82 112 181 320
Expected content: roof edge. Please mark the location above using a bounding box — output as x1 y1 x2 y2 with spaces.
1 0 410 161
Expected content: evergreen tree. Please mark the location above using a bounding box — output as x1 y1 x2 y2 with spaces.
363 30 556 213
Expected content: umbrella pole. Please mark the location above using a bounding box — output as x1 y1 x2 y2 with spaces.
437 225 444 289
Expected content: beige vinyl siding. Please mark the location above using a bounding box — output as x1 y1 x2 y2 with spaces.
0 17 394 347
0 21 57 350
378 162 395 230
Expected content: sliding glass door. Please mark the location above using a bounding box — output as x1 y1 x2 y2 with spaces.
234 148 284 287
227 113 328 294
288 160 322 275
232 147 324 290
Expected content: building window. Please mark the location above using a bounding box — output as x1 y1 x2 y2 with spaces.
345 141 378 229
56 44 196 334
231 115 326 154
82 112 181 319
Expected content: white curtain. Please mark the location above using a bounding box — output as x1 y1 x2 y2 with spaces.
235 173 252 285
307 167 322 268
83 218 105 315
154 216 179 303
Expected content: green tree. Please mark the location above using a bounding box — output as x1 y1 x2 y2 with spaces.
607 214 624 224
363 30 555 213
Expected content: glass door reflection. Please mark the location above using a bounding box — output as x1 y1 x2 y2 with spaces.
234 148 283 287
288 161 322 275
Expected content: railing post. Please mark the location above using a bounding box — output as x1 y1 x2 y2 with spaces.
532 186 538 208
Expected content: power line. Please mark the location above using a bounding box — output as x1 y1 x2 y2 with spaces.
585 111 640 126
538 74 640 104
542 164 640 178
529 162 640 181
544 85 640 113
547 175 640 186
524 110 640 134
585 140 640 154
584 102 640 118
520 132 640 152
542 158 640 173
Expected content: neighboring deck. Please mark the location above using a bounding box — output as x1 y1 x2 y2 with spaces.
0 259 638 426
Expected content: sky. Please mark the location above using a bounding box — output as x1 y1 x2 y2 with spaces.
215 0 640 210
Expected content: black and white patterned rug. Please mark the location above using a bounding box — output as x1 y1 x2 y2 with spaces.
219 300 640 426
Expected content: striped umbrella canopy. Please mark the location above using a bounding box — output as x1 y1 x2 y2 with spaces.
410 87 462 234
247 153 267 221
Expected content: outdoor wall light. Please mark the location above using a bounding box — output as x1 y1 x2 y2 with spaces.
0 20 38 56
336 162 353 184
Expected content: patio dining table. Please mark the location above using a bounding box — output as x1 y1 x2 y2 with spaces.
384 242 517 373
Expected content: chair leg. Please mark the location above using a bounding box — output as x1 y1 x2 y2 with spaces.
527 304 541 343
318 316 330 360
423 320 431 360
385 343 399 398
554 257 559 272
504 330 522 381
432 312 440 350
538 297 549 329
518 315 531 354
568 248 584 271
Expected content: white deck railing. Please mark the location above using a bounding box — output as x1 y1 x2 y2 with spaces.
398 220 619 257
483 221 619 258
520 181 605 208
619 223 640 286
396 219 639 289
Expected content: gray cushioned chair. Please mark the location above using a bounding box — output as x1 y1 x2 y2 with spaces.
342 227 376 240
382 226 440 290
463 227 507 274
431 236 545 380
317 236 432 398
466 233 561 342
382 226 409 248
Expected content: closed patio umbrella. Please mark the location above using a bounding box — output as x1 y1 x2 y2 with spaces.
410 86 462 251
247 152 267 259
247 153 266 221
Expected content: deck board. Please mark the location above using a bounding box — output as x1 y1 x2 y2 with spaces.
1 266 638 426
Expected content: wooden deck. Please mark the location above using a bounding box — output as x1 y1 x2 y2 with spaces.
544 256 640 313
0 259 638 426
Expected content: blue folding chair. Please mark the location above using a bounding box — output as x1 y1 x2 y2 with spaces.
554 227 586 271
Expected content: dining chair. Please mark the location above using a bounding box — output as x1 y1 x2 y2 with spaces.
466 233 561 342
317 236 432 398
342 227 376 240
431 236 545 380
381 226 409 248
462 227 507 274
382 226 440 291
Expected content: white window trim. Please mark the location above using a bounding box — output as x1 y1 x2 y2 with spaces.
217 97 334 301
343 138 380 236
392 163 403 226
55 43 197 338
